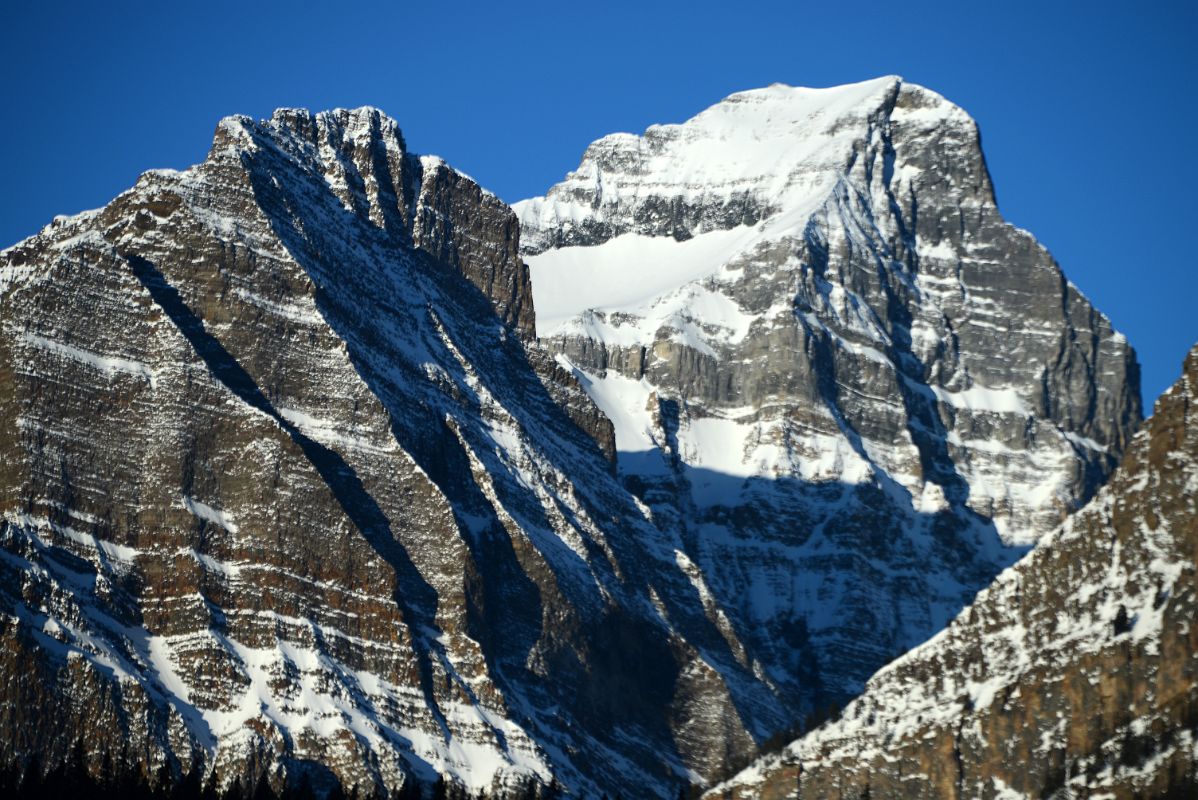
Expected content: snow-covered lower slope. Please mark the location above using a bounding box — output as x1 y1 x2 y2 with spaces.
516 76 1141 713
713 342 1198 799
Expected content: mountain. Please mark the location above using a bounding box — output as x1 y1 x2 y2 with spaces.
713 342 1198 799
0 77 1144 798
515 76 1140 708
0 108 783 797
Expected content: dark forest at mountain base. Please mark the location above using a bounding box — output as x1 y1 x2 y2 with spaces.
0 742 565 800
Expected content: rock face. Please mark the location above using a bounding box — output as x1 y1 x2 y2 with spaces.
0 108 789 797
516 76 1141 708
714 342 1198 799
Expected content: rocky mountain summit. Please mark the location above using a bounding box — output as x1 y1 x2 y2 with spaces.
516 76 1141 707
0 77 1149 798
0 107 779 797
714 342 1198 798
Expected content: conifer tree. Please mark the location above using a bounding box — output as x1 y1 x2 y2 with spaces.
252 772 278 800
224 776 245 800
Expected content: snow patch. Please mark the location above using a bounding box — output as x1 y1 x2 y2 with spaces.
181 496 240 534
20 332 157 387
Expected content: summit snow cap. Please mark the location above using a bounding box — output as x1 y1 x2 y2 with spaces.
515 76 980 256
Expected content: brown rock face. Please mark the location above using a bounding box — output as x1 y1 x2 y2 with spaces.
715 345 1198 798
411 156 536 339
0 108 775 797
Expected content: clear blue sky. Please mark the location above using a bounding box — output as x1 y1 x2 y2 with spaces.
3 1 1194 405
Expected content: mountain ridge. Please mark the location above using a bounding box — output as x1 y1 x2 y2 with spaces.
515 75 1141 714
0 104 783 797
0 79 1154 797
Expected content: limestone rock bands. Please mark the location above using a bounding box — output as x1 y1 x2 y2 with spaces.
517 76 1141 712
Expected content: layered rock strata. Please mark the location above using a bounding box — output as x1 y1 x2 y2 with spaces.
517 76 1142 708
0 108 773 797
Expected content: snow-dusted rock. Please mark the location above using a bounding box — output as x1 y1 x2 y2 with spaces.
0 108 775 797
517 76 1141 712
0 76 1150 799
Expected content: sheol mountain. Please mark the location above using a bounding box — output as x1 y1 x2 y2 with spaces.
0 76 1144 797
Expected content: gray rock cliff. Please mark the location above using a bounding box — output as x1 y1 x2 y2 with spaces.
516 76 1142 716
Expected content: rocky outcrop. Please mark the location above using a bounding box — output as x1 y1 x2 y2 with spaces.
0 107 776 797
411 155 536 339
516 77 1142 713
712 343 1198 799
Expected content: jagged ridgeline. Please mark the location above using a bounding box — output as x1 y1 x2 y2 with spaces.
0 77 1143 798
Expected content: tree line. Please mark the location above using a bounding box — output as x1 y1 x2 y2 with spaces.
0 739 571 800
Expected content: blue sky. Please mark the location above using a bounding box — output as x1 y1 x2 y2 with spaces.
2 1 1194 405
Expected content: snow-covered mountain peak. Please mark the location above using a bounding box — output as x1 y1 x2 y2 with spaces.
514 76 979 257
518 74 1135 537
265 105 402 136
197 105 538 335
675 74 900 136
517 77 1141 724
